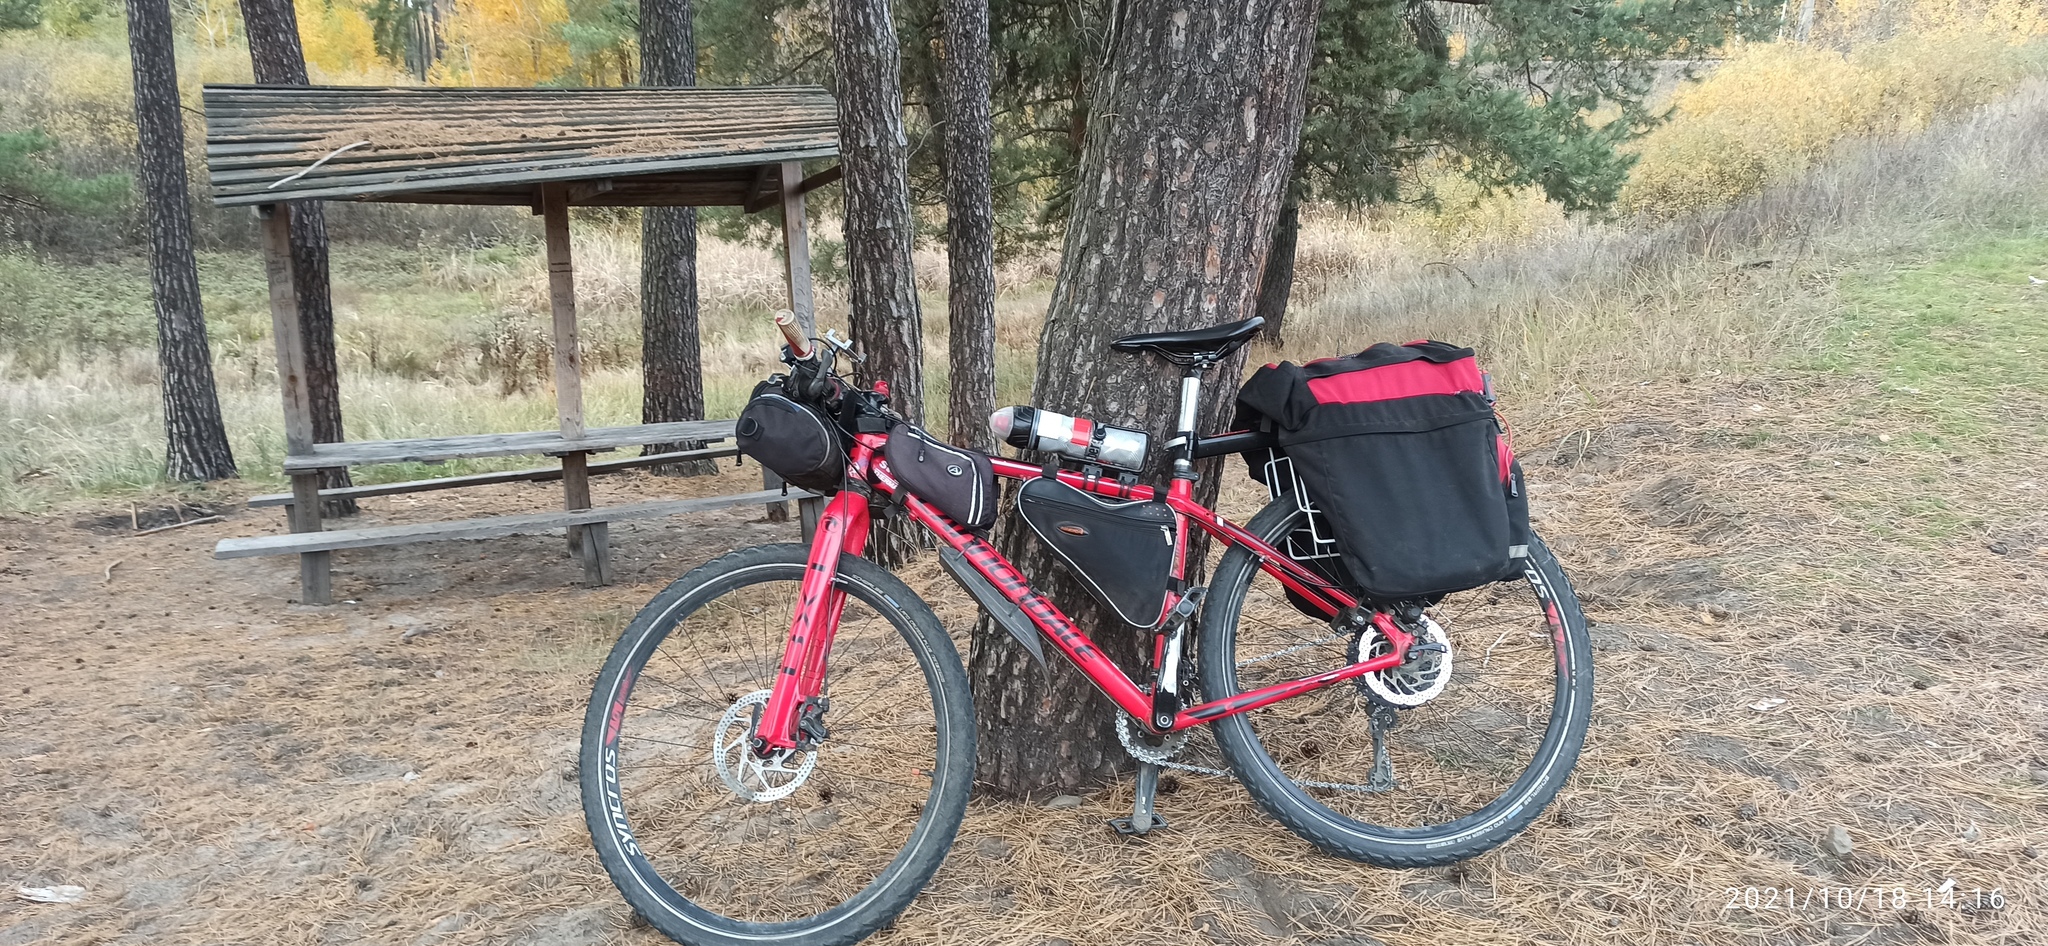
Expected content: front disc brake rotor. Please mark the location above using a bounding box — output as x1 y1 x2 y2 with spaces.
711 689 818 802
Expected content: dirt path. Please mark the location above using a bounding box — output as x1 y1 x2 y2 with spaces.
3 374 2044 945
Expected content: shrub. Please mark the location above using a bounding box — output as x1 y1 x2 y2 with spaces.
1399 157 1567 252
1622 28 2036 218
0 129 130 215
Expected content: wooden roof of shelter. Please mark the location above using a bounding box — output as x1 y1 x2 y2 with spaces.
202 84 839 208
206 84 835 602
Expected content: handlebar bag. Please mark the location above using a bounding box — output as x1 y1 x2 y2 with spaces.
735 376 847 493
884 424 997 530
1235 340 1530 601
1015 476 1175 628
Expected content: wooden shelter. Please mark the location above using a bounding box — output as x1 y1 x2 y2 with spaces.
203 84 836 604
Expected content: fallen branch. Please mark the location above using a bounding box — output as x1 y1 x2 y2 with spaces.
133 515 223 537
269 141 369 190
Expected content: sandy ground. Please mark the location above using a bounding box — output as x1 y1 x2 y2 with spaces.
3 372 2045 946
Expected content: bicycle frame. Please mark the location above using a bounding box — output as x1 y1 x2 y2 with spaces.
751 431 1420 754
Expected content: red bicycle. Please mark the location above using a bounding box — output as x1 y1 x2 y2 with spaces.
581 315 1593 946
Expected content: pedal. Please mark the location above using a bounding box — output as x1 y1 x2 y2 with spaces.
1109 812 1170 837
1147 588 1206 730
1109 760 1169 837
1165 587 1207 628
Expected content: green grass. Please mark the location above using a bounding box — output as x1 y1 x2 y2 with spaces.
1786 225 2048 544
1821 228 2048 447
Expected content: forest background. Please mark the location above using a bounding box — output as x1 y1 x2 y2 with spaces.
0 0 2044 509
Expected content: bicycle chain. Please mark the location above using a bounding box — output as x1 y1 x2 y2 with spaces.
1115 712 1227 778
1114 630 1398 793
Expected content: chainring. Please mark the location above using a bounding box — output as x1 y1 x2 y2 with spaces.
1114 712 1190 766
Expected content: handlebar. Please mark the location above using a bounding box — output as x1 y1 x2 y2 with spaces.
774 310 813 361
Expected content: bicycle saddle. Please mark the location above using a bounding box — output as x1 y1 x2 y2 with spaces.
1110 316 1265 365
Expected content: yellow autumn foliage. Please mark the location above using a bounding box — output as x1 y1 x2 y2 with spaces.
1831 0 2048 42
295 0 395 81
1621 25 2036 218
1402 160 1566 252
435 0 574 86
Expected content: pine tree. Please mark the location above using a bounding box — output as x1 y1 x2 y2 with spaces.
833 0 925 565
240 0 357 515
829 0 923 415
638 0 718 474
126 0 236 481
937 0 996 451
970 0 1321 796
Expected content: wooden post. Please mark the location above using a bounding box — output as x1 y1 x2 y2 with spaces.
780 160 816 335
798 496 822 543
560 452 610 585
765 161 816 524
541 185 587 441
541 185 608 584
260 202 331 605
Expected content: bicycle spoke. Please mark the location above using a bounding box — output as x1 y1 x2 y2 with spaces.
587 549 965 936
1207 504 1586 853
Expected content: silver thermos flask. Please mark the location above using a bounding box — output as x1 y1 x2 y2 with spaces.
988 406 1150 472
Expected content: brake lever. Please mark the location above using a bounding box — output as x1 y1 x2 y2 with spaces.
805 346 838 402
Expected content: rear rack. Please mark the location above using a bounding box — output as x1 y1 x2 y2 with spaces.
1259 451 1343 565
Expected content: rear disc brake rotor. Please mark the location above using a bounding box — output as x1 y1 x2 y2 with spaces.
1348 614 1453 709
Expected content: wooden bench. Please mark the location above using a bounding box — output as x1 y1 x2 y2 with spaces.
216 489 813 559
249 444 741 508
280 419 738 472
256 419 776 598
233 411 813 603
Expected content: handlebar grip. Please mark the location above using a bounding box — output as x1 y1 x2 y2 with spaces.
774 310 813 360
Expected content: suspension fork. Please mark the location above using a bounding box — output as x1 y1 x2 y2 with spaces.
753 487 873 754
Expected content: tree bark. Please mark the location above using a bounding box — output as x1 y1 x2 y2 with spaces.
1254 196 1301 345
240 0 357 514
639 0 717 475
939 0 997 452
970 0 1322 798
127 0 237 482
833 0 926 565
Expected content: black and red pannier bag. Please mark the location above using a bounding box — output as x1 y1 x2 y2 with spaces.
1234 340 1530 601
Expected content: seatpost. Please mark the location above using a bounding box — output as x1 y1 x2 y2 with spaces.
1172 366 1203 477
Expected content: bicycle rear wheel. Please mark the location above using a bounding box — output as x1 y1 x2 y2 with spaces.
581 544 974 946
1199 500 1592 867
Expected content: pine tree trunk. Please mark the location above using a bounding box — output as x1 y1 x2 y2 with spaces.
970 0 1322 797
939 0 997 452
240 0 357 515
639 0 717 476
127 0 236 482
1254 197 1301 346
833 0 925 565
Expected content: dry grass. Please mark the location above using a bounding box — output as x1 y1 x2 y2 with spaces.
1272 78 2048 394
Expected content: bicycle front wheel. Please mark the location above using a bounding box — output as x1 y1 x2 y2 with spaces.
581 544 974 946
1200 500 1593 867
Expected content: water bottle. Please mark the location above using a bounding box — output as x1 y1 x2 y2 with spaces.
989 406 1150 472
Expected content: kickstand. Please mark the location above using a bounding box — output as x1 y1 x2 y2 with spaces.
1109 761 1169 837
